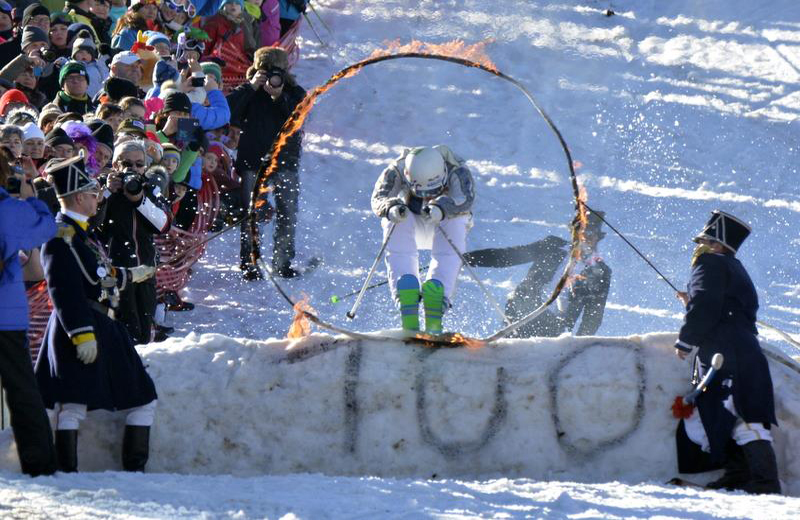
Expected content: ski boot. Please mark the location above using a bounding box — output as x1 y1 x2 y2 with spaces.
396 274 420 332
421 279 445 335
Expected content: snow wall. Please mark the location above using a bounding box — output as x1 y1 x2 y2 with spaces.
3 332 800 495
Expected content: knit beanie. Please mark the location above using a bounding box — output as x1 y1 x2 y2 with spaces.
162 142 180 162
38 103 62 127
200 62 222 85
152 59 179 86
145 31 171 49
162 91 192 114
71 30 97 60
104 77 139 102
22 122 45 142
44 127 75 148
89 121 114 152
58 60 88 87
0 89 29 115
50 12 71 28
22 3 49 27
20 26 48 51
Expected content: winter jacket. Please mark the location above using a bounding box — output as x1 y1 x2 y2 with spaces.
226 81 305 173
202 14 249 62
111 27 139 52
96 188 171 268
156 131 202 189
279 0 306 21
54 90 96 115
371 145 475 219
68 7 101 43
84 59 110 99
192 89 231 131
251 0 281 46
0 188 56 331
0 33 21 70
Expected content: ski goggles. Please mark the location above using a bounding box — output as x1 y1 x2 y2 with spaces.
183 39 205 53
411 185 445 198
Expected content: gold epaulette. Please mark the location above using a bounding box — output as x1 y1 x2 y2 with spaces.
56 223 76 243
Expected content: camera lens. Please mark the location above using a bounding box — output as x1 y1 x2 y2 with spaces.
123 174 143 196
268 74 284 88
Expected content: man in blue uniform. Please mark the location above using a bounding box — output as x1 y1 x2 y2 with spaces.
674 210 780 494
34 155 158 473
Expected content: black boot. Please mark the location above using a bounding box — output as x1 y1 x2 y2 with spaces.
55 429 78 473
122 425 150 472
707 441 749 490
741 440 781 494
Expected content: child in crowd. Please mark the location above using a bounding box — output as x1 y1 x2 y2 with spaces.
120 96 147 120
71 30 110 98
95 102 124 132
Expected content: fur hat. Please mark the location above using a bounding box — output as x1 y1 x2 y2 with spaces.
246 46 289 80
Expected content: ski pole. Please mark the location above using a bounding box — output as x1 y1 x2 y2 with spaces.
330 263 431 303
346 223 396 320
436 224 511 325
302 12 327 46
308 0 333 35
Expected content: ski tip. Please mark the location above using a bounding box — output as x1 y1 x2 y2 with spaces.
345 311 355 320
405 331 485 349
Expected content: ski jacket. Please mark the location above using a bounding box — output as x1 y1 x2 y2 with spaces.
226 81 305 173
96 186 171 268
192 89 231 131
676 252 776 464
84 59 110 99
371 145 475 219
0 189 55 331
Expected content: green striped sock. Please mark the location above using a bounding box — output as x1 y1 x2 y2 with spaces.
422 279 445 335
396 274 420 332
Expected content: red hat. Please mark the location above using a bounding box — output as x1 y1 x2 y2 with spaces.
207 141 229 171
0 89 29 116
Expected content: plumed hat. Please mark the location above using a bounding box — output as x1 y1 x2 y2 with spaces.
45 154 97 197
693 210 751 253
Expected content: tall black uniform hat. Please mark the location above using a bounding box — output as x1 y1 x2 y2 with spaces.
693 210 751 253
45 154 98 197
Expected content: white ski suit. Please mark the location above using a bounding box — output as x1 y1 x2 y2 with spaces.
371 145 475 303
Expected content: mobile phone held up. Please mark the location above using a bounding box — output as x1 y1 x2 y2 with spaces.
176 118 200 146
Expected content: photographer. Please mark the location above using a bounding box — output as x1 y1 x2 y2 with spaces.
34 154 158 473
227 46 305 280
0 143 57 477
96 139 171 344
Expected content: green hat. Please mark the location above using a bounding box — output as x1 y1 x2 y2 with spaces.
58 60 88 87
200 62 222 85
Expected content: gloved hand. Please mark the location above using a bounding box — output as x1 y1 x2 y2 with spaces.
387 204 408 223
129 265 156 283
76 340 97 364
422 204 443 224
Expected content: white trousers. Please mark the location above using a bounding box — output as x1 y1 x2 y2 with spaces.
382 214 470 302
51 400 158 430
684 394 772 452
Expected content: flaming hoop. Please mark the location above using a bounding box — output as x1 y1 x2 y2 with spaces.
250 41 587 345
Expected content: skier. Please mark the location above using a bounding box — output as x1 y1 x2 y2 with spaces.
464 210 611 337
371 145 474 334
673 210 780 494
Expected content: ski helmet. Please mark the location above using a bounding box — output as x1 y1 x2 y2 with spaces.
403 147 446 197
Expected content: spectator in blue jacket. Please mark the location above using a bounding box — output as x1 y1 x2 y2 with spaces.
0 149 57 477
278 0 305 36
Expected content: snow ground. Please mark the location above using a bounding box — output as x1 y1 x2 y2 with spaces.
4 0 800 517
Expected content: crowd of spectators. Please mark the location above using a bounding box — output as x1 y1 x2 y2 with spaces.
0 0 309 474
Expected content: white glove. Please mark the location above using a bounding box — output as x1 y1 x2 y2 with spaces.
422 204 443 224
76 340 97 364
387 205 408 223
129 265 156 283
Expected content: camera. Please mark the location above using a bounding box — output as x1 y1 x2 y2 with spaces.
41 49 57 62
5 175 21 195
266 67 285 88
190 75 205 88
123 172 144 196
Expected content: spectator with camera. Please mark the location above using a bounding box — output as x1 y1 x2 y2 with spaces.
96 139 171 344
227 46 305 280
34 154 158 473
0 137 58 478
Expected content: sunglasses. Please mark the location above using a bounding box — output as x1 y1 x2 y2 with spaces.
121 160 146 168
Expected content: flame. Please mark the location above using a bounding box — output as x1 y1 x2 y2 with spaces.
411 331 485 349
287 296 314 339
572 183 590 261
369 40 498 72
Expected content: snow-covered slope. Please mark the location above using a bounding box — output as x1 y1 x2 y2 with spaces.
4 0 800 517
